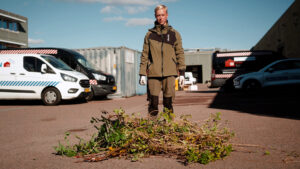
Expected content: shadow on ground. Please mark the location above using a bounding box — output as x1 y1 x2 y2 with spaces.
0 97 111 106
209 86 300 120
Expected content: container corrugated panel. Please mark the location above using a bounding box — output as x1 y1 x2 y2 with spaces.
135 50 147 95
75 47 146 98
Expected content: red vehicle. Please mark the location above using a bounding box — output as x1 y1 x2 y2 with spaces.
210 50 283 90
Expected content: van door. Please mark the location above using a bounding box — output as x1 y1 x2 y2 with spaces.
16 56 59 99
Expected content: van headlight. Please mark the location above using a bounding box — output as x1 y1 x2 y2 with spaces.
93 73 106 81
61 73 78 82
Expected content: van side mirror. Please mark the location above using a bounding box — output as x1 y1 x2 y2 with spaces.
41 64 47 74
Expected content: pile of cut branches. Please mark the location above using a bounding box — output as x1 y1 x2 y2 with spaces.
54 109 234 164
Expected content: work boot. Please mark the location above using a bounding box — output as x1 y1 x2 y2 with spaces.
163 97 174 119
148 95 159 119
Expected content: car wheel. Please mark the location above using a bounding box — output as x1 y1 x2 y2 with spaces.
243 80 261 92
42 87 61 105
85 89 94 101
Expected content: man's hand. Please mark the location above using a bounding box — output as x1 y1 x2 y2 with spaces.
179 76 185 88
139 76 147 85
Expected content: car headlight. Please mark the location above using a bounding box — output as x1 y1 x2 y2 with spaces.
93 73 106 81
61 73 78 82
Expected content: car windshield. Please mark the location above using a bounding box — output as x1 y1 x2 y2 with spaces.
74 53 94 70
41 55 73 71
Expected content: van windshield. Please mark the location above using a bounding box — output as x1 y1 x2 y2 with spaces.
41 55 73 71
74 54 94 70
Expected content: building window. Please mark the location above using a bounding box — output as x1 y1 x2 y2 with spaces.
13 22 18 31
9 22 13 30
2 20 8 29
8 22 17 31
0 19 18 31
0 44 7 49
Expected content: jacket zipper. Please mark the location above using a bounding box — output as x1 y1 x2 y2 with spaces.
161 27 164 77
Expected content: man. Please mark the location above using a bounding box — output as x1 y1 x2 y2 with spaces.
139 4 186 118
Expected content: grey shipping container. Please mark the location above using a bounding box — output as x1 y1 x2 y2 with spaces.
75 46 146 98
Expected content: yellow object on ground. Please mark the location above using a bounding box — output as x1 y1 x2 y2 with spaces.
175 78 178 91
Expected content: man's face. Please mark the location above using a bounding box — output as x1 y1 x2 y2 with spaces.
155 8 168 25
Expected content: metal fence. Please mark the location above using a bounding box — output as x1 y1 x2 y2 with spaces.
75 46 146 98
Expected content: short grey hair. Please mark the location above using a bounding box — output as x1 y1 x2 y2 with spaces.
154 4 168 14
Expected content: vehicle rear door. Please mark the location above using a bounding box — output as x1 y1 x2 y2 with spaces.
0 55 20 99
263 60 292 87
289 60 300 84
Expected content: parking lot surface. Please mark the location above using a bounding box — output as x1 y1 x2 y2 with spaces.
0 84 299 169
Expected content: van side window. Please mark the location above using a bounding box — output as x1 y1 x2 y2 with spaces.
24 56 45 72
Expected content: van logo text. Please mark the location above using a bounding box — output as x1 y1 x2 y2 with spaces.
0 62 10 68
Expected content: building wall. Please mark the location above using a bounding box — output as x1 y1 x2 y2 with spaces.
185 50 214 84
252 0 300 58
0 9 28 48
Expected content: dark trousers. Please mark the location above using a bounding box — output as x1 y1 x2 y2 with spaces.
147 76 175 116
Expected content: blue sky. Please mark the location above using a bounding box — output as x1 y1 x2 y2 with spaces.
1 0 295 51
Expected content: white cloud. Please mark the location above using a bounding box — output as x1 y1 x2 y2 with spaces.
100 5 121 14
103 16 125 22
60 0 177 7
59 0 179 14
28 38 45 44
103 16 153 26
161 0 178 2
72 0 158 6
125 18 154 26
124 6 148 14
101 6 114 13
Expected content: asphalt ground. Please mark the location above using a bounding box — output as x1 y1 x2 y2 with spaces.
0 84 299 169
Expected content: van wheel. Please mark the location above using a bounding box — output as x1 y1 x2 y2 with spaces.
243 80 261 92
42 88 61 105
85 89 94 101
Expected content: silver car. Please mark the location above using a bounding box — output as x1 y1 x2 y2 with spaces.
233 58 300 91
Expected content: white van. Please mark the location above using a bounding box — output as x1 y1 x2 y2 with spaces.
0 54 91 105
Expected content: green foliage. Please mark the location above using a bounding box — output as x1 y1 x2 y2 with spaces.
54 109 234 165
264 150 270 155
54 132 77 157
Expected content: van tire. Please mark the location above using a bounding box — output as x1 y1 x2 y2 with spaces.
243 80 261 92
42 88 62 105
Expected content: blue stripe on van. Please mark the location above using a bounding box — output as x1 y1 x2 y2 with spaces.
0 81 60 87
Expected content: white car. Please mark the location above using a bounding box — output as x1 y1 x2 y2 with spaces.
233 58 300 91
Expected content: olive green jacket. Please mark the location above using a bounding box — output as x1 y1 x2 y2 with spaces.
139 22 186 77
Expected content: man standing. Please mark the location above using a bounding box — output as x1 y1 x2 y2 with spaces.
139 4 186 118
